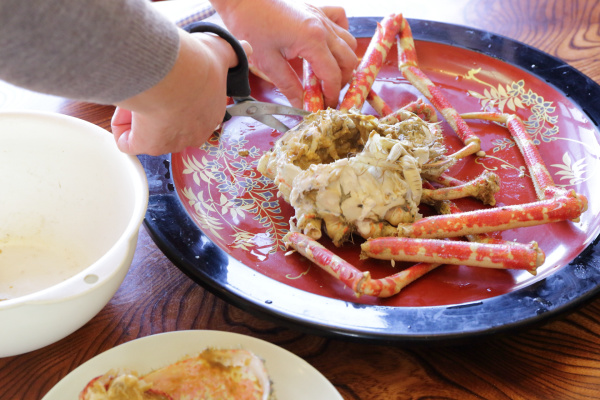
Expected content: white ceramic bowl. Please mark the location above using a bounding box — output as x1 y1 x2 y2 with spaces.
0 111 148 357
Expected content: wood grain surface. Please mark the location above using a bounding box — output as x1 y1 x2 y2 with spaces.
2 1 600 399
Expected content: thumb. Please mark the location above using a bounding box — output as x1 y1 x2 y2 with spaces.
229 40 253 68
223 40 254 68
111 107 134 154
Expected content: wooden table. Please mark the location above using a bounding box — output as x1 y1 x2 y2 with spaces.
2 1 600 398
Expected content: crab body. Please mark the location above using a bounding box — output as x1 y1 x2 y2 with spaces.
256 13 587 298
258 108 448 245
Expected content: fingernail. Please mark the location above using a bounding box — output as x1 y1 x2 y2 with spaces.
116 131 132 154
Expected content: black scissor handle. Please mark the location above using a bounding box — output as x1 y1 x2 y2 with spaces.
183 21 251 98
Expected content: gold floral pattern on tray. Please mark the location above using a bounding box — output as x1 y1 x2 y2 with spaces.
179 134 288 256
466 69 591 188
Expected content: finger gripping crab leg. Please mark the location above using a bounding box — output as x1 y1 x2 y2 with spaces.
398 190 587 239
284 231 440 297
397 19 482 160
361 237 543 272
302 59 325 112
339 14 404 112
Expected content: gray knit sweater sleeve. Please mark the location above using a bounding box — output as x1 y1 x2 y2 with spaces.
0 0 180 104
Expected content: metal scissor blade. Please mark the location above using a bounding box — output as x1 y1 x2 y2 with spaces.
259 102 311 117
250 114 293 132
227 99 309 118
226 97 308 132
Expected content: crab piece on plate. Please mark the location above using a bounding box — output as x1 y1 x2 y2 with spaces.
79 348 274 400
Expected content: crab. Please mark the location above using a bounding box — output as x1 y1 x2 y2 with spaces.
79 348 274 400
257 13 588 298
257 107 461 244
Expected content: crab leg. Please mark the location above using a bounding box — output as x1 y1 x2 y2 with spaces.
400 98 438 122
397 189 587 239
322 214 352 245
361 182 545 274
405 98 438 122
429 191 545 252
355 219 398 240
379 98 438 124
296 212 323 240
421 170 500 206
378 109 415 124
361 237 543 273
284 231 440 297
429 173 471 189
397 19 482 161
339 13 404 112
302 59 325 112
366 89 394 116
461 111 561 199
425 181 491 244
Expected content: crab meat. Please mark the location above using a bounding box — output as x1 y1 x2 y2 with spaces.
79 348 274 400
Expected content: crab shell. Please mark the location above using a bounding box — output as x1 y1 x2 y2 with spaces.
79 348 274 400
257 107 449 246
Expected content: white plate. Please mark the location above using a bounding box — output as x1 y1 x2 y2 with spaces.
42 330 342 400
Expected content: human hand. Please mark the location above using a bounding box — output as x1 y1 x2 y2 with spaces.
211 0 358 109
112 29 251 155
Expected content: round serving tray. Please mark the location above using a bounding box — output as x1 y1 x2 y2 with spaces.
141 17 600 343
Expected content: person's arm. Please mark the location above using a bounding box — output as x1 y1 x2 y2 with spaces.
0 0 243 155
0 0 355 156
210 0 358 108
0 0 179 104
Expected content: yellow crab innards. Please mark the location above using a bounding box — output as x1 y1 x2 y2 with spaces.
258 108 449 246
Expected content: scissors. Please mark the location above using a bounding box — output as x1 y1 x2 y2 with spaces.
184 22 310 132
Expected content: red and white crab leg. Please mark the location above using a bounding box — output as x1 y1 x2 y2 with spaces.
379 98 438 124
397 189 587 239
284 231 440 297
302 59 325 112
339 13 404 112
397 19 482 160
296 212 324 240
360 237 543 273
376 186 546 273
429 193 546 258
366 88 394 117
400 98 438 122
461 111 562 199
